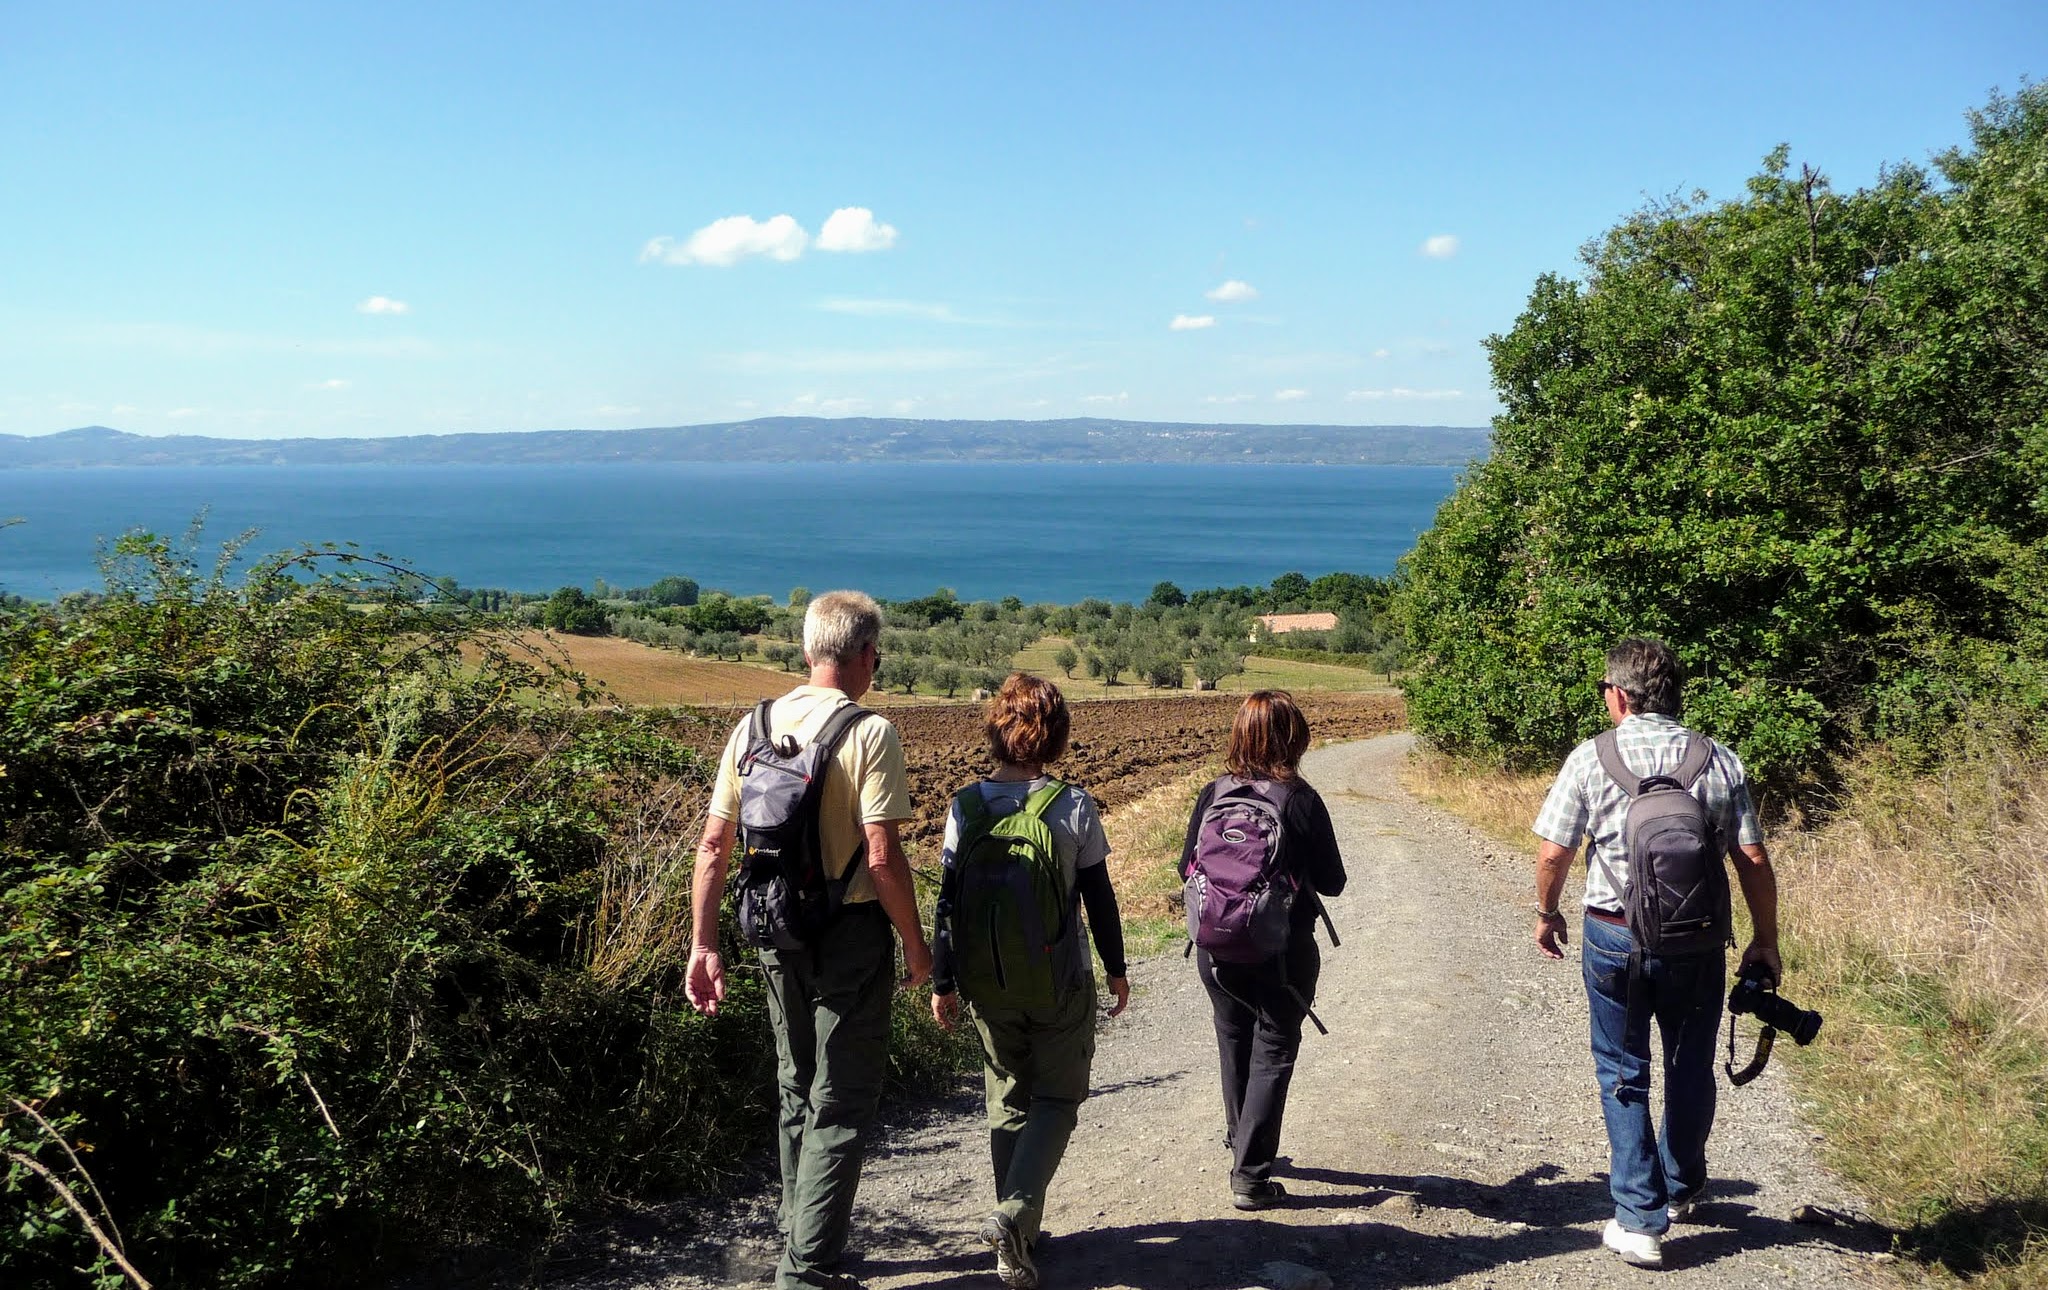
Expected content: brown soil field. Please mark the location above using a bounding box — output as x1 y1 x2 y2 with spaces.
671 691 1404 847
511 632 947 707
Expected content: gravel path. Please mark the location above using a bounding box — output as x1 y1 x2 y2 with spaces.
546 733 1897 1290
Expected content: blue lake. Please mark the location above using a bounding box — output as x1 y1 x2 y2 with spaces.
0 462 1465 603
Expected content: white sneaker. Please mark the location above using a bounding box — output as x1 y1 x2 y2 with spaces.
1671 1187 1703 1228
1603 1218 1665 1269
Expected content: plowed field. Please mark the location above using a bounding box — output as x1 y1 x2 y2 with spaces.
674 691 1403 846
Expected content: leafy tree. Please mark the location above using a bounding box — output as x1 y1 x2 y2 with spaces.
681 593 771 635
1267 571 1311 607
1147 580 1188 608
787 585 810 608
896 588 964 625
1142 653 1185 688
1396 87 2048 781
1193 650 1242 689
542 585 610 634
931 662 965 697
1052 644 1079 677
645 575 699 607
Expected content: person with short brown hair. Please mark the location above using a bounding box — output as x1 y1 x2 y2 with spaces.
931 673 1128 1289
1182 689 1346 1210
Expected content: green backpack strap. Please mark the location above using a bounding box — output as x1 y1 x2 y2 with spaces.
1021 778 1067 820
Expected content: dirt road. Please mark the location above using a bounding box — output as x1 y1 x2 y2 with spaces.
551 734 1893 1289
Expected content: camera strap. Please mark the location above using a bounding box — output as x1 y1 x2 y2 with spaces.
1726 1012 1776 1086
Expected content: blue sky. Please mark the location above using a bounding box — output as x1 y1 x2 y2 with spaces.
2 2 2039 440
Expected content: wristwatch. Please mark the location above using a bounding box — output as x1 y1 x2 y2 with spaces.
1534 906 1564 920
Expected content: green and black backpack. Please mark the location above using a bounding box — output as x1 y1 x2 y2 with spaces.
942 780 1078 1011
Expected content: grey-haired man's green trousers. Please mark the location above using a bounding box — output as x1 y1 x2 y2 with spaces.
759 906 896 1290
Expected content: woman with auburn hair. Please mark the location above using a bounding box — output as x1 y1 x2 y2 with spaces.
1180 689 1347 1211
931 673 1129 1290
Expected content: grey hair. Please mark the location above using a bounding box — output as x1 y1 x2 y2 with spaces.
1605 637 1684 717
803 590 884 667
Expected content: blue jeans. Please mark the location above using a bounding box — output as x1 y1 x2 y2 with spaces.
1581 913 1724 1234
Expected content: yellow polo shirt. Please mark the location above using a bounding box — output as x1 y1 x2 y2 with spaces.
707 685 912 903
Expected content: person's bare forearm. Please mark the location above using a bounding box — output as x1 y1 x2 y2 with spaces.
1733 842 1778 950
1536 839 1575 912
864 822 928 954
692 818 735 953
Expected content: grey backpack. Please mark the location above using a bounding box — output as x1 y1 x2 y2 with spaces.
734 699 873 953
1595 730 1732 958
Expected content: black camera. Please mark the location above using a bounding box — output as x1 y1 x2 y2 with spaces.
1727 962 1823 1046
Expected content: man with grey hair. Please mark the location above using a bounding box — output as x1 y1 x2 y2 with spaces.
1531 638 1780 1270
687 589 932 1290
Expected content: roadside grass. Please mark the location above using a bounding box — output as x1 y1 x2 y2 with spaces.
1398 746 1553 846
1774 743 2048 1287
1405 738 2048 1287
1101 766 1217 959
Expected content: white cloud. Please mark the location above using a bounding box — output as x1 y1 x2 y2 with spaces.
1274 388 1310 402
1169 314 1217 331
1205 279 1258 303
1372 347 1391 359
642 214 810 267
815 207 898 253
788 393 869 415
167 407 201 418
1421 234 1461 259
718 348 980 374
818 298 956 322
311 378 351 390
110 403 138 414
1204 393 1257 405
1345 387 1465 401
1081 392 1129 405
357 295 411 315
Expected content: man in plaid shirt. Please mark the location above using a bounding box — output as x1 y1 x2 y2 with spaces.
1531 638 1780 1270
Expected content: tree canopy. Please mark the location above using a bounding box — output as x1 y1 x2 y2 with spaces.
1395 85 2048 784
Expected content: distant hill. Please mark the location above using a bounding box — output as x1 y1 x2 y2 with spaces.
0 418 1491 468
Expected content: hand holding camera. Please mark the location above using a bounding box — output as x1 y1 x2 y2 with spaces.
1724 961 1823 1085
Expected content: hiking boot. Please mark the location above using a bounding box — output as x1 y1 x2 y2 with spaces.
1231 1180 1288 1211
978 1212 1038 1289
1602 1218 1665 1269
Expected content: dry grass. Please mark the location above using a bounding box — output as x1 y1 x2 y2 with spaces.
1397 746 1554 847
1774 745 2048 1284
512 632 941 708
1010 638 1394 700
1099 765 1216 958
587 771 708 990
1780 748 2048 1043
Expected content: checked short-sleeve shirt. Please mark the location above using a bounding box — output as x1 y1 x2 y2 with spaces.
1533 713 1763 913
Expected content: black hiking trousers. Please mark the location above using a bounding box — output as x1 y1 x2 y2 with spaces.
1197 934 1321 1192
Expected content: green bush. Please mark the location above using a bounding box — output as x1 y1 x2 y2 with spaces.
1395 86 2048 787
0 539 966 1289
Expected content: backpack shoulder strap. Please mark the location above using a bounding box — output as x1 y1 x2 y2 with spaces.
1671 735 1714 789
741 698 777 766
953 783 993 831
1593 728 1641 797
809 702 873 759
1021 778 1067 820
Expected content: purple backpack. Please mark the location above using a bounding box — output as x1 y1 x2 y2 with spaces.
1183 775 1298 963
